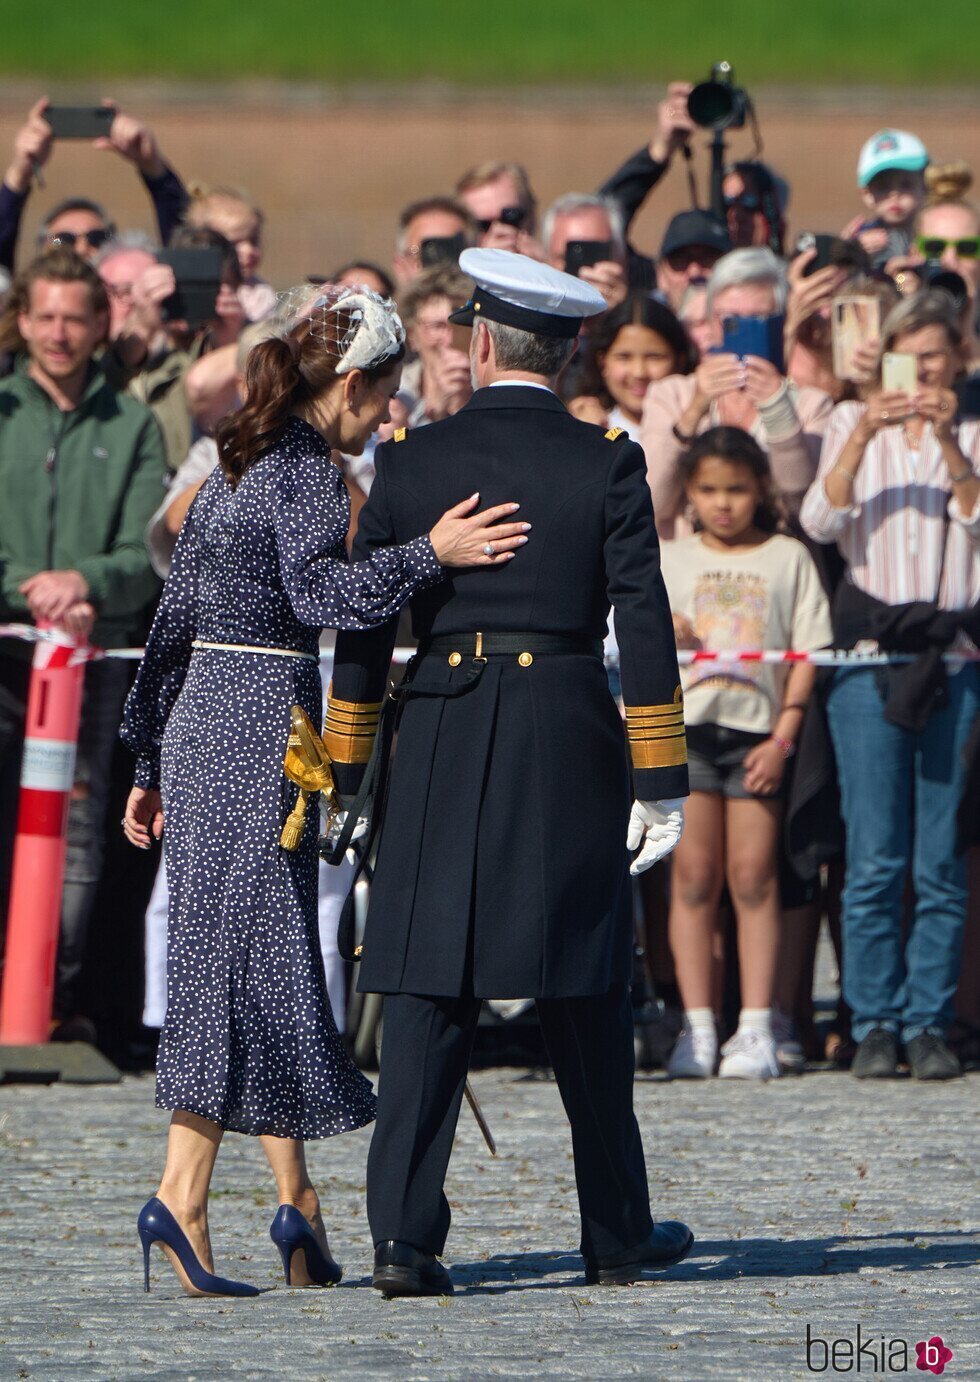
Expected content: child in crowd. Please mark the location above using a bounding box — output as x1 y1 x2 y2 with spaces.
185 183 276 321
844 129 929 268
568 292 695 433
661 427 832 1079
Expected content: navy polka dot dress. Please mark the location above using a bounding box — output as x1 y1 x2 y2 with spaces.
121 417 442 1138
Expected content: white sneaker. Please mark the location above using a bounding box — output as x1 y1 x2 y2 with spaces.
771 1007 805 1075
718 1028 781 1080
667 1024 717 1079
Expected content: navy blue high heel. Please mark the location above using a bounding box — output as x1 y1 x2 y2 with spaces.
270 1204 343 1287
138 1197 259 1297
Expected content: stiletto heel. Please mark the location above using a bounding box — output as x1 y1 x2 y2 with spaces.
141 1229 152 1292
137 1197 260 1298
270 1204 342 1287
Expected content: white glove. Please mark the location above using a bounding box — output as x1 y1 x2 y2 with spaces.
627 798 685 875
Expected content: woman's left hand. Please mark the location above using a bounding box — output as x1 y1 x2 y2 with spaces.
123 786 164 849
742 739 786 796
914 385 958 442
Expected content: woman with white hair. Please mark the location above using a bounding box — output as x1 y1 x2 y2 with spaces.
640 247 833 540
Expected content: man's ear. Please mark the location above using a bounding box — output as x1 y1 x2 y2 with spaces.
477 321 492 365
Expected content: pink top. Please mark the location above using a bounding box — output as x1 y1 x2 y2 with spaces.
800 401 980 611
638 374 833 541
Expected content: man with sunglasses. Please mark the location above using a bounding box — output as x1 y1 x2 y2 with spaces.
0 97 188 274
455 160 541 256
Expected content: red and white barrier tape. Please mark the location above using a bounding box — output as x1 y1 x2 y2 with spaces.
2 623 978 668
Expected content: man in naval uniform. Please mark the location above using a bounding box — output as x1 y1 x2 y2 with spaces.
326 248 693 1297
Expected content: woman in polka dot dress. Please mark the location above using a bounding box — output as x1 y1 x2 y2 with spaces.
120 287 529 1296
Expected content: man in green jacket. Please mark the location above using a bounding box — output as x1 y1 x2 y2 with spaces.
0 248 166 1028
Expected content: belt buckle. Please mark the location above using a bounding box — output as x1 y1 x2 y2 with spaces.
473 631 487 664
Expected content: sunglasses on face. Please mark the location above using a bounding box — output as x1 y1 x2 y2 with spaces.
724 193 761 213
48 227 112 251
476 205 527 235
916 235 980 260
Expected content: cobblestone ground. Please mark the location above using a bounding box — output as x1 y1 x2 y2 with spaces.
0 1060 977 1381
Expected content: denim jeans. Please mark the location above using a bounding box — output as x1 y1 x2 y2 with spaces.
827 664 980 1043
0 655 129 1018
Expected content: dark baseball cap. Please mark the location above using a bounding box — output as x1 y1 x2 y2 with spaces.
660 210 732 260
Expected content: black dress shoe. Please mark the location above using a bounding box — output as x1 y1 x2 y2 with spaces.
905 1032 962 1081
584 1221 694 1286
851 1027 900 1079
372 1240 454 1298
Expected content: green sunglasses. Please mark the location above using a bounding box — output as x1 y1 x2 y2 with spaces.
916 234 980 260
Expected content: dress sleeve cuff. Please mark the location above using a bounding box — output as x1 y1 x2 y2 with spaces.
755 382 801 443
134 755 161 791
800 482 859 541
402 534 444 587
949 486 980 533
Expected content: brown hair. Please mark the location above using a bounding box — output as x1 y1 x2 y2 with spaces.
455 160 537 215
215 304 404 488
923 161 975 208
396 263 473 327
0 247 108 355
878 288 965 374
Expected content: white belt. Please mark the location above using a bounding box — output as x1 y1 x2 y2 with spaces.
191 639 318 662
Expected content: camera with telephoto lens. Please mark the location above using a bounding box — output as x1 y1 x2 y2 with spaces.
917 261 968 314
687 61 750 131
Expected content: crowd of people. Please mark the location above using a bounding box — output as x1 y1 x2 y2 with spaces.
0 89 978 1086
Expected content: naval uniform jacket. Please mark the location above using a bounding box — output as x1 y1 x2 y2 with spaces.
328 384 688 999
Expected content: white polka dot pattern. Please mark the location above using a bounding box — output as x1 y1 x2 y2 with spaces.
119 416 442 1138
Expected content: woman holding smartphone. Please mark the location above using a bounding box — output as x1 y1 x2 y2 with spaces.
800 289 980 1082
120 286 529 1297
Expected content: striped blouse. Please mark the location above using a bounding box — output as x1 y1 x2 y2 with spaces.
800 401 980 612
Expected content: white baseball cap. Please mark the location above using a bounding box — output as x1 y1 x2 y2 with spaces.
857 129 928 188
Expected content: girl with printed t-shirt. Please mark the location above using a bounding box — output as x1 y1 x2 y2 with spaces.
660 427 832 1079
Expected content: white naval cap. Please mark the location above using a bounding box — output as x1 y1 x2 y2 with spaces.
449 247 607 339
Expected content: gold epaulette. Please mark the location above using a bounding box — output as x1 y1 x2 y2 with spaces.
625 686 687 770
604 426 626 441
394 427 407 442
323 684 382 765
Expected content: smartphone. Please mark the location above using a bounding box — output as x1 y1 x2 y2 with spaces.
420 233 466 268
157 248 223 330
831 296 881 382
881 351 917 395
564 240 613 276
795 231 869 278
45 106 114 140
721 313 785 372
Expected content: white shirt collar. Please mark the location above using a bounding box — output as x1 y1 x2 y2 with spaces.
488 380 555 394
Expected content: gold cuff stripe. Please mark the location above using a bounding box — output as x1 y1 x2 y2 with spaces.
628 728 687 744
625 702 684 718
630 737 688 770
326 685 383 715
626 710 685 727
322 729 375 765
326 707 381 729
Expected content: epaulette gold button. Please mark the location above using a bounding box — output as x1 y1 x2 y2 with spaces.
448 652 462 667
518 652 533 667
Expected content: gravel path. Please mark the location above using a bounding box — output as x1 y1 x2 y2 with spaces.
1 1064 976 1379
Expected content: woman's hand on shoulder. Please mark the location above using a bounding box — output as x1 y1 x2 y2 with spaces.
429 494 531 568
123 786 164 850
568 395 609 427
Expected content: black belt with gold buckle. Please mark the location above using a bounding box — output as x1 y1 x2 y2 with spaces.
421 631 603 667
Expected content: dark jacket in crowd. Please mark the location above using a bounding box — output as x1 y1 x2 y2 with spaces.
0 163 188 272
597 145 668 292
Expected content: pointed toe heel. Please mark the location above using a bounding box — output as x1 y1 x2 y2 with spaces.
137 1197 259 1298
270 1204 342 1287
